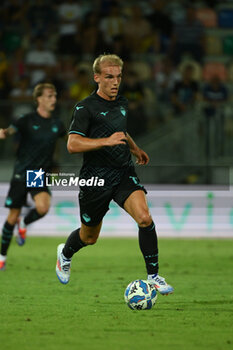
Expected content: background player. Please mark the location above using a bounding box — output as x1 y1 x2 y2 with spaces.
0 83 66 270
56 54 173 295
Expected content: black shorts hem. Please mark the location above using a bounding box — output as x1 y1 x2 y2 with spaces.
80 218 102 227
5 178 51 209
116 186 147 209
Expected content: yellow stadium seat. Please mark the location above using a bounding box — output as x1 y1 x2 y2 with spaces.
205 35 222 55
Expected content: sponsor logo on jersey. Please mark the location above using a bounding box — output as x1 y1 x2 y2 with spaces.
33 125 40 130
100 111 109 116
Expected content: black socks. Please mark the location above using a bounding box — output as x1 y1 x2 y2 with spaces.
138 221 159 275
62 228 86 259
1 221 15 256
24 208 46 225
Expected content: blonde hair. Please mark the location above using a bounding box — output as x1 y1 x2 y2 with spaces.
33 83 56 102
93 54 123 74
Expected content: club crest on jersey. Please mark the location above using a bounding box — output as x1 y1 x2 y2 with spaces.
52 125 58 133
120 106 126 116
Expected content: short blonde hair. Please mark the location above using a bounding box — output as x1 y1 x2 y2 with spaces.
33 83 56 102
93 54 123 74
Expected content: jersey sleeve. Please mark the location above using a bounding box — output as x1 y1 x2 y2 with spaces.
10 115 28 134
69 104 91 137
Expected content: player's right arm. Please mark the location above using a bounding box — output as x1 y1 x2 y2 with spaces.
0 127 16 139
68 102 127 154
67 132 127 154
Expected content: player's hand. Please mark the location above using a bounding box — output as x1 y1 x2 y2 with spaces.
106 132 127 146
0 128 7 139
131 147 149 165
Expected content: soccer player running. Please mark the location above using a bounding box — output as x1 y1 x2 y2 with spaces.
56 54 174 295
0 83 66 270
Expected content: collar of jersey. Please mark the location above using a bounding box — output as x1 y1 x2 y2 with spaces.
94 92 121 103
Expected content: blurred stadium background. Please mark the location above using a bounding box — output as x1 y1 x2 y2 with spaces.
1 0 233 237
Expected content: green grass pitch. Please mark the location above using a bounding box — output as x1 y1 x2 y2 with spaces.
0 237 233 350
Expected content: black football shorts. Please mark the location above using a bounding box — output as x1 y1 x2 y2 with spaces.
78 167 147 226
5 178 51 209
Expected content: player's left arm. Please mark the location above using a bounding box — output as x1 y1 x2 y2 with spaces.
0 126 17 139
126 133 149 165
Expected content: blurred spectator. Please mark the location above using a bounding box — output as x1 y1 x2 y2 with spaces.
69 68 94 101
202 75 228 117
9 75 31 100
171 64 199 115
110 35 130 61
41 66 67 100
0 51 12 126
0 51 11 99
123 5 151 54
3 0 27 31
9 75 33 118
143 29 162 55
155 56 181 103
8 47 27 87
57 0 82 55
97 0 120 16
147 0 173 52
25 37 57 86
170 5 205 64
26 0 57 38
121 70 147 137
99 2 125 47
80 12 103 60
202 75 228 156
1 0 25 56
57 56 77 92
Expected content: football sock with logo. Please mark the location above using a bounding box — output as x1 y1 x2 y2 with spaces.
1 221 15 256
62 228 87 259
138 221 159 275
24 209 46 225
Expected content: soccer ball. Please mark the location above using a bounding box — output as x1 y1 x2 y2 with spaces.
124 279 157 310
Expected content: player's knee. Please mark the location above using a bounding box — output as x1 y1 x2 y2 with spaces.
36 204 49 216
84 236 98 245
7 215 19 226
137 212 152 227
7 210 20 225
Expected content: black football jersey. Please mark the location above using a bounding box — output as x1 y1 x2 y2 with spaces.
10 111 66 178
69 92 134 187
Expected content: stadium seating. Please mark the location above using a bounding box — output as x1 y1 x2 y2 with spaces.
227 61 233 82
195 8 217 28
223 36 233 55
205 34 222 56
218 9 233 28
202 62 227 81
